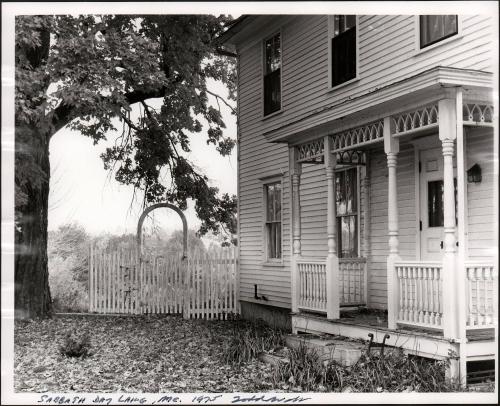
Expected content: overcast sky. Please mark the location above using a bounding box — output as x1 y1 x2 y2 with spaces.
47 80 237 237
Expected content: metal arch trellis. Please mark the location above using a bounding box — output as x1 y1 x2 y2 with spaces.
136 202 188 260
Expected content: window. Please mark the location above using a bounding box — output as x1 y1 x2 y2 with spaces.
335 168 358 258
263 33 281 116
420 15 458 49
427 178 458 227
265 182 282 259
331 15 357 87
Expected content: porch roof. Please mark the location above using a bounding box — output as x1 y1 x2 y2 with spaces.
264 66 493 145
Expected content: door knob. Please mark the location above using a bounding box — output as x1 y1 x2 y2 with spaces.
440 241 444 249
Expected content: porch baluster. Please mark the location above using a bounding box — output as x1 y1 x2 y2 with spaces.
417 267 423 323
398 266 404 320
481 267 490 324
423 267 429 324
475 267 482 325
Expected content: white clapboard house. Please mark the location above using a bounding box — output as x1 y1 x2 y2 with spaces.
220 13 497 381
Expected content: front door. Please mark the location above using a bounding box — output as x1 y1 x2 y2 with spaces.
419 147 457 261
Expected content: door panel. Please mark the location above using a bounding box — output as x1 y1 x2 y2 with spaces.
420 148 444 261
419 147 457 260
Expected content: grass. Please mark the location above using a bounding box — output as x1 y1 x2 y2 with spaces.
269 343 461 392
220 317 286 365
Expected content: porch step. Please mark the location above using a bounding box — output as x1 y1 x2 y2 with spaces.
285 334 368 367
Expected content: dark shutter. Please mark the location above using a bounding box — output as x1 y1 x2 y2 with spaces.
331 27 356 87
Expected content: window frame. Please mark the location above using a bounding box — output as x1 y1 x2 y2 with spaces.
335 166 361 258
262 178 283 264
262 30 283 118
414 15 462 55
328 15 360 91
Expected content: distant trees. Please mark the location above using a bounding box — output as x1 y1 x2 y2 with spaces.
48 222 232 311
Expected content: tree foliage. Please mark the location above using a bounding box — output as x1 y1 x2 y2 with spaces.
15 14 238 243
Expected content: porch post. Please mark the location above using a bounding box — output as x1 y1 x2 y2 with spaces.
455 88 468 388
324 136 340 319
289 146 302 313
361 157 370 307
384 116 400 330
439 98 460 347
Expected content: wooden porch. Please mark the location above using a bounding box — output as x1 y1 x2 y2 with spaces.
288 87 497 384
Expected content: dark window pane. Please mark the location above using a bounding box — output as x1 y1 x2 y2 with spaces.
420 15 458 48
333 15 340 36
428 180 444 227
264 33 281 116
332 27 356 86
267 184 274 221
264 69 281 115
346 168 356 213
265 182 282 259
345 15 356 30
275 183 281 220
336 171 346 215
275 222 282 258
338 215 357 258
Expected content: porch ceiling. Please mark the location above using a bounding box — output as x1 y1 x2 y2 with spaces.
265 67 493 145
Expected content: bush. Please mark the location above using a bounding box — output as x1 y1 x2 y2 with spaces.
59 331 91 358
49 256 88 312
221 318 285 365
270 345 460 392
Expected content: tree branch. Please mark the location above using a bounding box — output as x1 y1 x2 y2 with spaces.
205 89 236 115
50 86 167 137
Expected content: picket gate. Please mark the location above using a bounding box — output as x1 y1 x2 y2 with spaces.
88 245 239 319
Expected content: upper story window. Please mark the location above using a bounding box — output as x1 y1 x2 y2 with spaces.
265 181 282 259
263 32 281 116
419 15 458 49
331 15 357 88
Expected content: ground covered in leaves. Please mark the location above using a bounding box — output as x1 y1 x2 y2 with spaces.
14 315 278 393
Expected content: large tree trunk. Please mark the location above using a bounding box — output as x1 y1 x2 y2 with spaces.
14 125 52 319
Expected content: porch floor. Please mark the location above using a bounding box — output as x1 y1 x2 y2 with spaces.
299 308 494 342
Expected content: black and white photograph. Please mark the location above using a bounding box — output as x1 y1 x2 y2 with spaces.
2 2 498 404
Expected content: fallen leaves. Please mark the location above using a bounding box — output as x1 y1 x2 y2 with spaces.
14 315 277 393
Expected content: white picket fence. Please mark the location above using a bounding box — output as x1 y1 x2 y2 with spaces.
89 246 239 319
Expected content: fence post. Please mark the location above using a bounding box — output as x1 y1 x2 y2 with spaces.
89 244 93 312
182 253 190 319
234 245 240 314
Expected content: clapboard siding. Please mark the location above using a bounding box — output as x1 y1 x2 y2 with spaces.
235 15 493 136
236 14 493 311
238 35 291 308
466 128 495 259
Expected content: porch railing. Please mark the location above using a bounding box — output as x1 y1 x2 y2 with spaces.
297 257 367 313
465 262 498 329
394 261 443 330
297 259 327 313
394 260 497 332
340 258 367 306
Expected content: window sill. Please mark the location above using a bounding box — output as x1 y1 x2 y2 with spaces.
328 76 360 93
261 261 285 267
262 109 284 121
413 34 462 57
